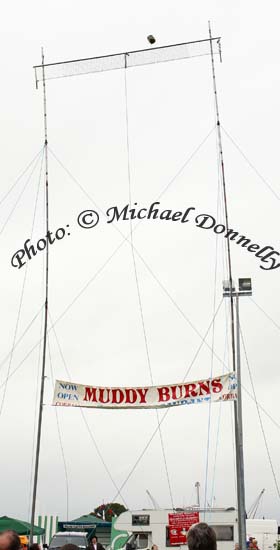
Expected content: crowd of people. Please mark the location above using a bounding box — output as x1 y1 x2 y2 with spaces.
0 533 106 550
0 524 260 550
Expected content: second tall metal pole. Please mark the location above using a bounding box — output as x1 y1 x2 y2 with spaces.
208 20 247 549
30 47 50 544
235 294 247 550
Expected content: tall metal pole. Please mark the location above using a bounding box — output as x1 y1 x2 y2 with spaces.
30 47 50 544
208 22 236 370
208 22 246 550
235 294 247 550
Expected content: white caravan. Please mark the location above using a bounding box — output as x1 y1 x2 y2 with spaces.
113 509 278 550
113 509 238 550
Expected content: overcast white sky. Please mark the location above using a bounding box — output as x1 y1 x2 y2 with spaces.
1 0 280 529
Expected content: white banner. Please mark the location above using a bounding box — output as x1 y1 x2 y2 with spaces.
52 372 237 409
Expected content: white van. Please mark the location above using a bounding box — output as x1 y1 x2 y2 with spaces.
48 532 89 550
113 509 278 550
113 508 238 550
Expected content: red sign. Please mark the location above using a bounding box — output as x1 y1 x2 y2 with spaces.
168 512 200 545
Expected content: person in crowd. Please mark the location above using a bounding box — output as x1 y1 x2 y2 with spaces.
187 523 217 550
0 531 21 550
151 545 159 550
29 544 41 550
90 537 105 550
19 536 28 550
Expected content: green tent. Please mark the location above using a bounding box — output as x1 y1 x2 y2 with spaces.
72 515 109 524
0 516 45 536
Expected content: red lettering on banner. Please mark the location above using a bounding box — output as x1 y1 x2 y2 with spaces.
183 383 198 398
111 389 124 404
66 374 231 408
211 378 223 393
83 386 97 402
198 380 210 396
171 385 184 400
99 388 111 403
136 388 149 403
222 393 236 400
125 388 138 404
158 386 170 402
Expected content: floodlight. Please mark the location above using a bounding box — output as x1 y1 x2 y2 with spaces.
238 278 252 293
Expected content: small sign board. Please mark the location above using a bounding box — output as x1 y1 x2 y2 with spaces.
168 512 199 545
